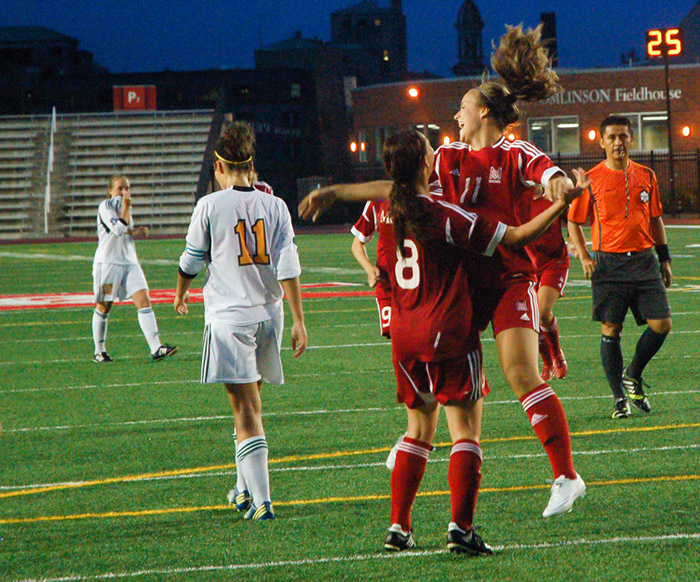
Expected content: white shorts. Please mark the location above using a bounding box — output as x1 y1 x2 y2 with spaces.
201 317 284 385
93 262 149 303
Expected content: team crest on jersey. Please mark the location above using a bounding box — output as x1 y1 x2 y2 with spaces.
450 168 460 176
640 190 650 203
488 167 503 183
516 300 527 311
379 209 393 224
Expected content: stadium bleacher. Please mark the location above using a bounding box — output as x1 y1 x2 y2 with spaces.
0 110 213 240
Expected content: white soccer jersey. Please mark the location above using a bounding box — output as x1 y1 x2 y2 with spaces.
93 196 139 265
179 185 301 325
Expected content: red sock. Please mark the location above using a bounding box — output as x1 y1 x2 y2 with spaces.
390 437 431 531
543 316 562 357
448 439 482 530
538 330 554 365
520 384 576 479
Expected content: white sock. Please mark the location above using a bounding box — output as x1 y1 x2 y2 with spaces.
233 432 248 493
137 307 162 353
92 309 108 353
236 435 270 507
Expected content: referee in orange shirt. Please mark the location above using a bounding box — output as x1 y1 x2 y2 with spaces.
568 115 672 419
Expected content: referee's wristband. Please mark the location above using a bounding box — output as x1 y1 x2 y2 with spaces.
655 244 671 264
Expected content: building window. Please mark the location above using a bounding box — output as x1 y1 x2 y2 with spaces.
290 84 301 98
622 112 668 151
527 116 580 153
415 124 441 149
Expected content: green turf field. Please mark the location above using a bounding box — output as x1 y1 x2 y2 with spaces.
0 227 699 581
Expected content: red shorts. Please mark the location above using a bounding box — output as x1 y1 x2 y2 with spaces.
375 296 391 338
393 350 490 409
491 277 540 336
536 259 569 296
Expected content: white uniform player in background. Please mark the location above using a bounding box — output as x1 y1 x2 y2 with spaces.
174 121 307 521
91 175 178 363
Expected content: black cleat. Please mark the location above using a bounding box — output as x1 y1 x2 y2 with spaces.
384 524 416 552
93 352 113 363
446 526 493 555
612 397 631 419
622 373 651 413
152 344 178 361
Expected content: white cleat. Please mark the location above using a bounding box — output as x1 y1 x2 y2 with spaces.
542 473 586 517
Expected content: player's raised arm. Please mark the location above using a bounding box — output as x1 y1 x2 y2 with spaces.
504 168 590 247
298 181 392 222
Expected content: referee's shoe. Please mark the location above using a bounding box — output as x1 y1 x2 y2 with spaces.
622 373 651 413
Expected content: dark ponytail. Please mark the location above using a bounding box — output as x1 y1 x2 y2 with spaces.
383 130 432 257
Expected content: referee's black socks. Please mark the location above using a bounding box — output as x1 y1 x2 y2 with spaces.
626 327 668 380
601 335 625 400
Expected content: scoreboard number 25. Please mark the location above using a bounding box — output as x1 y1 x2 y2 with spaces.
646 28 683 58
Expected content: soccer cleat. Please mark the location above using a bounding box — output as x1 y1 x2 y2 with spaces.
542 473 586 517
446 525 493 556
612 398 631 419
152 344 178 361
540 363 553 382
553 350 568 380
227 488 252 512
384 523 416 551
244 501 275 521
622 373 651 413
93 352 113 363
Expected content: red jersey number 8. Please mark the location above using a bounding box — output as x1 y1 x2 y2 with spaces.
395 240 420 289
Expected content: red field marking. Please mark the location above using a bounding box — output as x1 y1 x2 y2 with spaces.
0 283 373 311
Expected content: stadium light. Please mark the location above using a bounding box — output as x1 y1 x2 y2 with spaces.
360 142 366 152
588 129 597 141
408 87 419 98
507 133 516 141
350 141 358 152
681 125 691 137
443 136 451 145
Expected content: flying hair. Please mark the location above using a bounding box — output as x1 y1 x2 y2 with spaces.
477 24 561 131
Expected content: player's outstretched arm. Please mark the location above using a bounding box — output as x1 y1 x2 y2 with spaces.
280 277 307 357
298 181 392 222
504 168 590 247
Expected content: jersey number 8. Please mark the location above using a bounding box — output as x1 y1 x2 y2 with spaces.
395 240 420 290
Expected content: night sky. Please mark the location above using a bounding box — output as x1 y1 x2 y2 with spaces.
0 1 696 76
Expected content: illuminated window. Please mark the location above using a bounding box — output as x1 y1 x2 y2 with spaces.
383 50 389 62
527 116 580 153
621 112 668 151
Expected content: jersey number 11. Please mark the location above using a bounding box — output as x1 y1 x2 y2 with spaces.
235 218 270 266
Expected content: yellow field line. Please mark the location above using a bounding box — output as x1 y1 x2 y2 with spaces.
2 422 698 501
2 474 698 525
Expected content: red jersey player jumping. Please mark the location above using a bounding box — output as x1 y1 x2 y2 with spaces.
367 130 588 553
299 24 587 519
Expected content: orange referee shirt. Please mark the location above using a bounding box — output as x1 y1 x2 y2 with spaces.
568 159 663 253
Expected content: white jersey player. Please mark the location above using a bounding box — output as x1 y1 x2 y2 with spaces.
174 121 307 521
91 175 177 363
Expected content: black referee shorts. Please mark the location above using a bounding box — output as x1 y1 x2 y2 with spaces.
591 250 671 325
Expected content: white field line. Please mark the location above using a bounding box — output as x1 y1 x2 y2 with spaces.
3 389 700 434
12 533 700 582
5 326 700 367
4 443 698 493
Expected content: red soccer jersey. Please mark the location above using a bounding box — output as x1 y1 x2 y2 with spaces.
525 195 569 269
431 137 563 279
377 195 507 362
351 200 393 300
